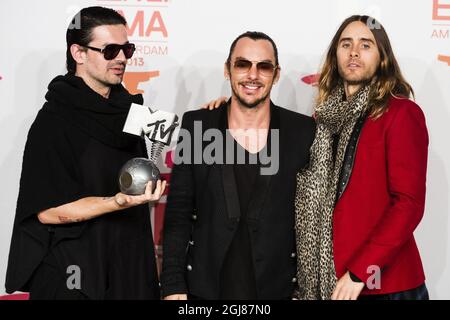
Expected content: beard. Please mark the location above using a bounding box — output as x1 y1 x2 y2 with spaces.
103 62 126 85
338 65 376 87
231 81 272 109
100 75 122 87
345 78 371 86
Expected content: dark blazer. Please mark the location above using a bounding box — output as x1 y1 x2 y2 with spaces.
333 97 428 295
161 101 316 299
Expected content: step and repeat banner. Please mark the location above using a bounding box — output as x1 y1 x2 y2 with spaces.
0 0 449 299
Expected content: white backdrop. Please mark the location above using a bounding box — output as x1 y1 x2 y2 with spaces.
0 0 449 299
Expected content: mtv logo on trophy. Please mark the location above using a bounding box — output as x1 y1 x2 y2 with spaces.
119 104 179 195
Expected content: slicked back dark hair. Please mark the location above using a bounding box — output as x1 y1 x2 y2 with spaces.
226 31 279 69
66 6 127 73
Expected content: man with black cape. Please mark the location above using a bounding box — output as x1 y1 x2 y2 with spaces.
5 6 166 300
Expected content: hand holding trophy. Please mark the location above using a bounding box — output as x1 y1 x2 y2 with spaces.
119 104 179 195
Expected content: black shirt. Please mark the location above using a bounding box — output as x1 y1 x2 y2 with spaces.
219 139 260 299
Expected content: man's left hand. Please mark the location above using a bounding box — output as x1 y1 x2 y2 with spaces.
331 271 365 300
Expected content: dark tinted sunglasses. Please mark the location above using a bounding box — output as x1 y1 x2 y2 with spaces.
83 43 136 60
233 59 278 76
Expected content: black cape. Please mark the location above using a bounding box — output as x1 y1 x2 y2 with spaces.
5 74 160 299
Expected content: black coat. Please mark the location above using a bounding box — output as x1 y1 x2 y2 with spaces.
5 74 159 299
161 102 316 299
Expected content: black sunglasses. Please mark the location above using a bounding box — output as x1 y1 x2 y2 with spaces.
83 43 136 60
233 59 278 76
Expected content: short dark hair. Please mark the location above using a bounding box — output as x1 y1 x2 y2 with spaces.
66 6 127 73
226 31 279 69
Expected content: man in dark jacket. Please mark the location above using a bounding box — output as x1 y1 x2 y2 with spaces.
161 31 316 300
5 6 165 300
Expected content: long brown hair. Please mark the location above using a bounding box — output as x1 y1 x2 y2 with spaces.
317 15 414 119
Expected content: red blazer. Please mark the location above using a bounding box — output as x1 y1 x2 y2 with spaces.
333 97 429 295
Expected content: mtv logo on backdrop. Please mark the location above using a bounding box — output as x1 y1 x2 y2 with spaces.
433 0 450 20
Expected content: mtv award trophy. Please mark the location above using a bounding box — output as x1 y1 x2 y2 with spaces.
119 103 179 195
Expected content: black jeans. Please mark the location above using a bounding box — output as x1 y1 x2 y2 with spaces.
358 283 429 300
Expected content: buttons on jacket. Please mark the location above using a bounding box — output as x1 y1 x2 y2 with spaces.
227 218 239 230
192 208 198 221
290 252 296 258
291 277 297 283
187 265 193 271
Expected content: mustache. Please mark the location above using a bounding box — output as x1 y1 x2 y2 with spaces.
109 62 126 68
347 60 362 65
239 81 263 86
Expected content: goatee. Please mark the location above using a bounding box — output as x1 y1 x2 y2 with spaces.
231 84 269 109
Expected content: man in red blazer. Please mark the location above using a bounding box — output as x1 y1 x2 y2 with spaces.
295 15 429 300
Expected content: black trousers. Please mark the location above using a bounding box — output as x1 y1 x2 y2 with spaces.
28 229 88 300
358 283 429 300
28 252 88 300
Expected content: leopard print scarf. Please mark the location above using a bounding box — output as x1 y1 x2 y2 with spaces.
294 84 370 300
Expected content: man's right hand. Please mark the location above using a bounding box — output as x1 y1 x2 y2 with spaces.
201 96 228 110
164 294 188 300
37 180 166 225
114 179 166 208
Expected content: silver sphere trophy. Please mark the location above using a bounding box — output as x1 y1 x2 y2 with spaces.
119 103 179 195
